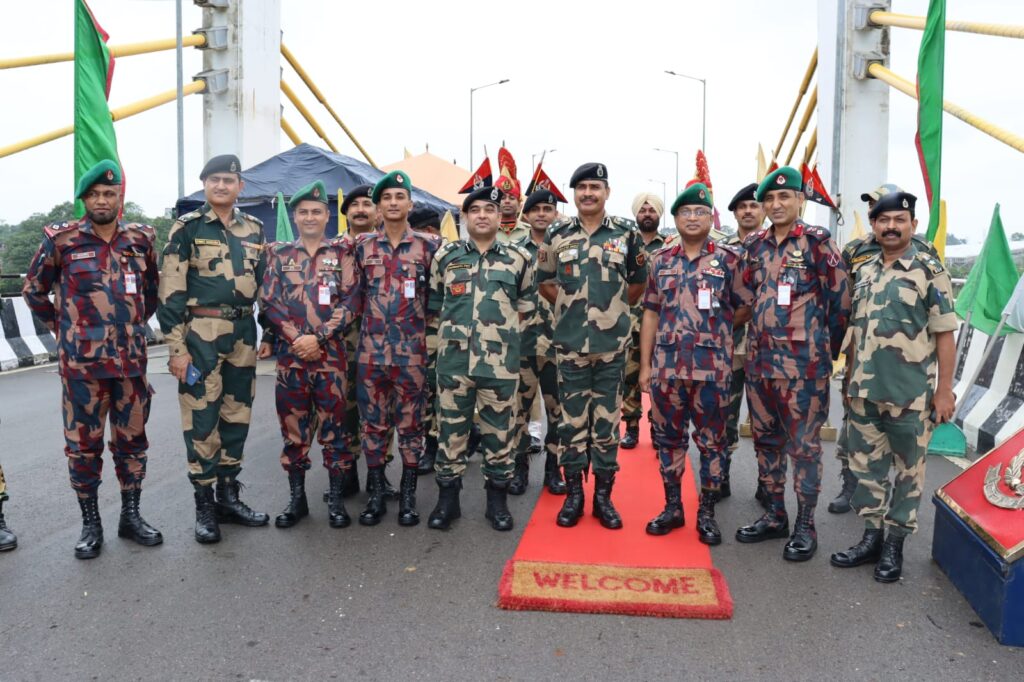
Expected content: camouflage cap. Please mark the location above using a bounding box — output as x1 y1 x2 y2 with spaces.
371 170 412 203
860 183 903 203
755 166 803 202
671 182 713 215
288 180 329 209
75 159 122 198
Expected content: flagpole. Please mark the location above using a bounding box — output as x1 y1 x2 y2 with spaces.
513 150 547 227
953 310 973 377
175 0 184 201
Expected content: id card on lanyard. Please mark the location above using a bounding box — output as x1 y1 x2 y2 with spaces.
124 272 137 295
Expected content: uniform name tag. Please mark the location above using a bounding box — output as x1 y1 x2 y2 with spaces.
365 256 384 266
194 238 221 246
282 264 302 272
70 251 96 260
778 283 792 306
125 273 137 294
404 279 416 299
319 285 331 305
698 287 711 310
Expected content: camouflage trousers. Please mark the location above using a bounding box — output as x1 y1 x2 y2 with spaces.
847 398 931 537
62 376 153 498
513 354 561 459
436 373 517 481
725 365 747 448
747 377 829 507
651 378 730 491
179 316 257 488
835 405 851 468
424 356 439 441
275 364 351 473
622 330 643 423
557 350 626 476
357 362 426 468
343 349 361 460
0 460 8 501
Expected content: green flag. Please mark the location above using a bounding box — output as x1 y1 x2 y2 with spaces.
275 192 293 242
915 0 945 242
954 204 1018 336
74 0 120 218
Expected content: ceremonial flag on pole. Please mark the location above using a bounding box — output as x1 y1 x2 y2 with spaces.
1001 273 1024 334
458 158 492 194
74 0 121 218
916 0 946 242
693 150 721 229
275 192 293 243
497 147 518 181
756 144 769 182
337 188 348 236
933 199 948 262
800 163 836 208
850 210 868 243
954 204 1017 336
525 165 568 203
440 210 459 242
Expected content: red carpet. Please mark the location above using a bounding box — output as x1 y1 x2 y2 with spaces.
498 408 733 619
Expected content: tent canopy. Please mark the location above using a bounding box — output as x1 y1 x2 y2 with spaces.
382 150 469 206
175 143 455 239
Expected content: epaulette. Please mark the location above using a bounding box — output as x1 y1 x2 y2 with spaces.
611 216 638 232
911 233 941 259
126 222 156 241
507 241 532 263
413 231 441 244
436 239 463 259
801 224 832 240
43 221 79 239
272 241 294 254
842 237 865 257
547 217 573 236
915 252 945 275
716 241 742 259
653 242 676 258
746 228 768 246
241 212 263 227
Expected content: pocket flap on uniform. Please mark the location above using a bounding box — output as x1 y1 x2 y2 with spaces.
488 270 517 284
767 326 807 342
440 324 470 341
656 332 679 347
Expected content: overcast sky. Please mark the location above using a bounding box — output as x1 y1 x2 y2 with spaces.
1 0 1021 244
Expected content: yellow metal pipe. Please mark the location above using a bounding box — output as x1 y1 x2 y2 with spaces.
869 11 1024 39
281 116 302 146
785 86 817 165
802 128 818 166
281 79 339 153
0 34 207 70
868 63 1024 154
0 80 205 159
281 43 377 168
773 48 818 161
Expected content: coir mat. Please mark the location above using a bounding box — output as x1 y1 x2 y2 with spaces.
498 419 733 619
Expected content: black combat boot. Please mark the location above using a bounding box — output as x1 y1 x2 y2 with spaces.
827 466 857 514
720 458 732 499
696 490 722 546
592 472 623 530
428 477 462 530
736 494 789 543
620 421 640 450
556 470 585 527
74 495 104 559
783 503 818 561
0 499 18 552
484 478 514 531
193 486 221 544
508 453 530 496
339 465 360 498
417 435 438 475
326 470 352 528
275 470 309 529
754 480 771 511
397 467 420 527
830 528 884 568
874 533 905 583
215 476 269 526
380 464 399 501
117 489 163 546
467 424 482 458
359 466 387 526
543 453 567 495
646 476 685 536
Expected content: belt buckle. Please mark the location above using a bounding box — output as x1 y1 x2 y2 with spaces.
225 307 240 320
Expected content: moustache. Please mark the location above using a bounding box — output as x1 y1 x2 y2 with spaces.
882 230 901 238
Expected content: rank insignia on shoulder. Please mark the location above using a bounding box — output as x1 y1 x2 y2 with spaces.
194 238 222 246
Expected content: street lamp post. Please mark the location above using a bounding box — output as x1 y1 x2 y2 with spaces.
653 147 679 195
469 79 510 169
665 70 707 155
647 178 667 229
531 149 557 179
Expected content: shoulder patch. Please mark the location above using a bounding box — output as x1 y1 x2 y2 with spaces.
916 252 945 275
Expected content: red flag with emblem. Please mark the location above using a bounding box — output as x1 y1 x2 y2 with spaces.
801 163 836 208
458 157 493 194
497 147 518 182
525 164 568 203
692 150 722 229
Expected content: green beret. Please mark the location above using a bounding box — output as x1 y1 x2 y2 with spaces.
288 180 329 209
670 183 713 215
755 166 803 202
75 159 121 198
371 170 412 203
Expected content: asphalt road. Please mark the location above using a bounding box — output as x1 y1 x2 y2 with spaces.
0 355 1021 681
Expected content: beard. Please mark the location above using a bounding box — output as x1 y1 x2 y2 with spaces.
638 217 659 233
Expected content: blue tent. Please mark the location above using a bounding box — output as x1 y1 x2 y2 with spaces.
175 143 455 239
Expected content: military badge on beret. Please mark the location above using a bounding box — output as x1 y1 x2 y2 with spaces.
902 198 909 208
105 169 114 181
312 187 320 199
698 189 706 199
490 188 500 201
230 160 238 172
597 164 605 178
397 174 404 184
776 174 786 185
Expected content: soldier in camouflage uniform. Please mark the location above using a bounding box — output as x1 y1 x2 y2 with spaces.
735 166 850 562
830 191 956 582
722 182 766 504
426 186 535 531
538 162 648 529
158 154 270 544
353 171 441 526
621 192 673 450
510 190 567 496
0 457 14 551
260 181 359 529
23 159 162 558
640 184 754 545
829 184 939 515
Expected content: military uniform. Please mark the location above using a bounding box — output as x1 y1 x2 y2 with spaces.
496 218 531 245
426 186 536 530
737 166 850 560
23 159 163 557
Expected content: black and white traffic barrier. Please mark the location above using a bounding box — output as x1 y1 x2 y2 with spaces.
953 324 1024 454
0 297 56 370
